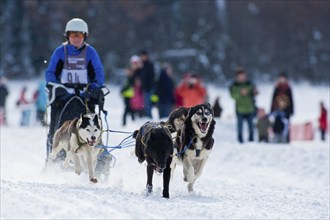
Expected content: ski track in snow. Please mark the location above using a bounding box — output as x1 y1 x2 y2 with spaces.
1 80 329 219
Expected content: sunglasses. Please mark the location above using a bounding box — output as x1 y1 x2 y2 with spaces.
68 32 85 39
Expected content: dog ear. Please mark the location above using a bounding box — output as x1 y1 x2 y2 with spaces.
187 107 195 118
93 114 99 127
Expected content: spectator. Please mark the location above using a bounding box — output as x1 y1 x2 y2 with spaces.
139 50 155 118
270 97 289 143
130 77 145 117
212 96 223 118
34 81 48 126
0 76 9 125
155 63 175 118
229 67 258 143
256 108 271 143
318 101 328 141
121 68 135 126
121 56 143 126
17 86 32 126
270 72 294 143
176 73 207 107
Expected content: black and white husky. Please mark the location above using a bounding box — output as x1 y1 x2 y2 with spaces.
171 103 216 193
49 113 103 183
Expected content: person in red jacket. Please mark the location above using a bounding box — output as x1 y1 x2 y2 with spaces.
319 101 328 141
176 73 206 107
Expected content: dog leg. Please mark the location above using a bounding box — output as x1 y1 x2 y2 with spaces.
194 158 207 181
49 141 64 160
187 181 195 193
183 158 195 193
71 151 83 175
146 163 154 195
63 153 71 168
183 158 195 183
86 153 97 183
162 159 172 198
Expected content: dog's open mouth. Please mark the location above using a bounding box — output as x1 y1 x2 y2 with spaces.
87 139 96 146
198 122 209 133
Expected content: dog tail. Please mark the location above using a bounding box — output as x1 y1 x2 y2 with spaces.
132 130 139 139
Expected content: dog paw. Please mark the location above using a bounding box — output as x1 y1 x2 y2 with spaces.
63 160 70 168
162 191 169 199
49 153 56 160
187 183 194 193
146 184 153 194
75 169 82 175
90 178 98 183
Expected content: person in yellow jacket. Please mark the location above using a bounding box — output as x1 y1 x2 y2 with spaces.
121 68 135 126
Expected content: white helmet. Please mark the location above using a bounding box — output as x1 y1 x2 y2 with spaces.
65 18 88 34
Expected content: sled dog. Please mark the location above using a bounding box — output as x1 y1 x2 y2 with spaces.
133 122 173 198
49 113 103 183
172 103 215 193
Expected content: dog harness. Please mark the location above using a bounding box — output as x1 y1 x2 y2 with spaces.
74 133 87 153
140 122 172 158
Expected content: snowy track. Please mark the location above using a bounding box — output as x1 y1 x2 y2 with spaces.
1 82 329 219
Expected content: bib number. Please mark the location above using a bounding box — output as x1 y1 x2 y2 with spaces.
60 69 88 84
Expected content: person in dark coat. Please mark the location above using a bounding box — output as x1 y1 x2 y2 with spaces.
212 96 223 118
139 50 155 119
270 72 294 142
155 63 175 119
0 76 9 125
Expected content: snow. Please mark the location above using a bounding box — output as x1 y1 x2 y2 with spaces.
1 80 329 219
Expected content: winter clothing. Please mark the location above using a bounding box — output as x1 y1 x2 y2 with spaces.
140 59 155 118
121 74 135 126
270 81 294 143
45 42 104 145
256 115 271 142
212 97 223 118
176 80 206 108
0 83 9 107
17 87 32 126
236 113 254 143
155 69 175 118
230 81 256 114
230 78 257 143
270 110 289 143
35 81 48 126
271 82 294 118
45 43 104 87
130 81 144 113
0 81 9 125
319 105 328 141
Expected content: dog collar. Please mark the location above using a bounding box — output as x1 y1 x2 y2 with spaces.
74 134 87 153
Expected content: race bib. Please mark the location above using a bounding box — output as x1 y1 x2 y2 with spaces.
60 68 88 84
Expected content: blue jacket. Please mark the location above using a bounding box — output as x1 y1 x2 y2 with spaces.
36 81 47 111
45 43 104 87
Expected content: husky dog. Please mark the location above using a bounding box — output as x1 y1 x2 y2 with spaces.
49 113 103 183
160 106 189 140
172 103 215 193
133 122 173 198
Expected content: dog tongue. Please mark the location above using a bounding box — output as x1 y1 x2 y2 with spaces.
87 140 95 146
200 123 207 132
